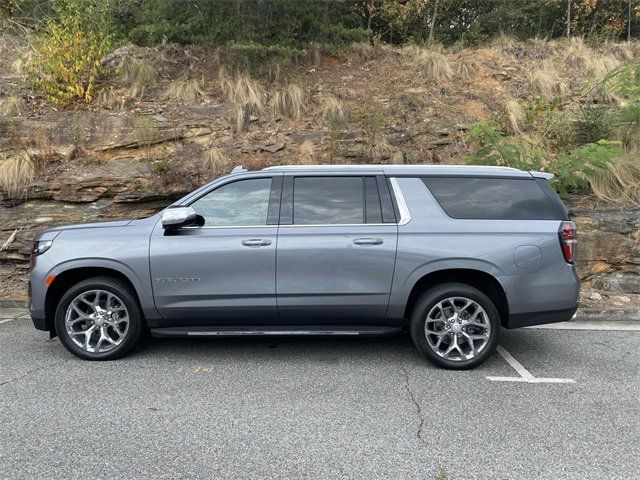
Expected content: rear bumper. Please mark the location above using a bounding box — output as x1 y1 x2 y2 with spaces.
506 304 578 329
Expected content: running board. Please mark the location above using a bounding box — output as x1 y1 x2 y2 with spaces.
150 325 402 338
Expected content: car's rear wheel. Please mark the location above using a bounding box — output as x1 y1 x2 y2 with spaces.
55 277 143 360
410 283 500 369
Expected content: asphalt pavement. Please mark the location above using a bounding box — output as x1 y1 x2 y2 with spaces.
1 307 638 480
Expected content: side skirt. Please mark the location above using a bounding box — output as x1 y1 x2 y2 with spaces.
150 325 403 338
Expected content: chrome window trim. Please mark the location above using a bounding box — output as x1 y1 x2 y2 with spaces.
183 223 395 229
177 176 411 229
182 225 276 230
389 177 412 226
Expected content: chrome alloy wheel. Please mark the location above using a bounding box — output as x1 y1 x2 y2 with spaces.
424 297 491 362
65 290 130 353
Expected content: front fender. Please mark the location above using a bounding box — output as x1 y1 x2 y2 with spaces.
46 258 158 320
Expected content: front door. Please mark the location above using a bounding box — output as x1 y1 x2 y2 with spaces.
149 175 280 326
276 175 398 323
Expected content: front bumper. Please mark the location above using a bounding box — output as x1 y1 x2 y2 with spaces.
31 314 48 331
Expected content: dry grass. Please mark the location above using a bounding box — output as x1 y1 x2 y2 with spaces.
405 45 452 83
603 41 635 62
391 150 405 165
352 42 385 64
456 57 478 82
203 147 229 178
234 104 261 132
0 152 34 201
298 141 316 164
305 42 322 66
270 83 306 119
122 56 157 98
526 37 558 59
96 87 118 108
164 77 206 103
220 69 265 132
2 95 25 116
219 69 265 111
589 154 640 205
505 99 525 134
563 37 619 79
529 62 570 100
318 94 347 123
489 32 518 48
615 123 640 150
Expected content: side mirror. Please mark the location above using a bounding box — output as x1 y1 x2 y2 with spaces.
162 207 201 229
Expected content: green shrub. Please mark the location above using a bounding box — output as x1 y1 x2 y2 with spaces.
23 6 112 104
575 104 614 144
465 121 620 195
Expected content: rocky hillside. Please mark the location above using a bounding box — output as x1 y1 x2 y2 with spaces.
0 38 638 305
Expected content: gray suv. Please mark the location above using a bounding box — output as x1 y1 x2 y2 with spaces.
29 165 579 369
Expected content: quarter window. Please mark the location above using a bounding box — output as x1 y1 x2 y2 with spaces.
191 178 272 226
293 177 364 225
421 177 560 220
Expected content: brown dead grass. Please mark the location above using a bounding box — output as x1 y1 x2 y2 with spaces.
1 95 24 116
164 77 206 103
298 141 316 164
0 152 34 201
529 62 569 100
589 154 640 205
270 83 306 119
505 99 525 134
404 45 453 83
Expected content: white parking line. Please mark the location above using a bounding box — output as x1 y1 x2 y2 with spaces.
0 315 28 324
486 346 576 384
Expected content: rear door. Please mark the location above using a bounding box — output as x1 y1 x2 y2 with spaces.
275 174 398 323
149 174 282 325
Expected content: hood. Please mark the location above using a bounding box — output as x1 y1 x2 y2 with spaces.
34 220 134 241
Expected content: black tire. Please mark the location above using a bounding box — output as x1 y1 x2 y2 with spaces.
55 276 144 361
409 283 500 370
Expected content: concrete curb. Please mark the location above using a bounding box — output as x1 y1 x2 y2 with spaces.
1 300 638 322
576 308 640 322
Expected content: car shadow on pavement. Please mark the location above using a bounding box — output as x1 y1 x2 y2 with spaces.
131 332 510 374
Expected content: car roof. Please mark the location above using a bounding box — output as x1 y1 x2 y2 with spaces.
258 164 533 178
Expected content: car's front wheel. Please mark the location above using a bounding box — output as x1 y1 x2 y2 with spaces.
55 276 143 360
410 283 500 369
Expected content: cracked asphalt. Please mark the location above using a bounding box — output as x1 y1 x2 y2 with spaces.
1 307 639 480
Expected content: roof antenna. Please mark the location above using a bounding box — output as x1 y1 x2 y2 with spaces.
231 165 247 173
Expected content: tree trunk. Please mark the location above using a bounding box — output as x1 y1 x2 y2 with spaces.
567 0 571 37
629 0 632 42
428 0 440 44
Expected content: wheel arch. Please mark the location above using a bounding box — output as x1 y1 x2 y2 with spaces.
44 266 144 334
402 268 510 327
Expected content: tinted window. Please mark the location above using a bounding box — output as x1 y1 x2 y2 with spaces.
293 177 364 224
364 176 383 223
191 178 272 226
421 177 560 220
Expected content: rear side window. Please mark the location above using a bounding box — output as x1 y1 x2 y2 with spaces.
421 177 561 220
293 177 363 224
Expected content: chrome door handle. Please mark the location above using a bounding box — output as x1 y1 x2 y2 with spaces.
242 239 272 247
353 237 383 246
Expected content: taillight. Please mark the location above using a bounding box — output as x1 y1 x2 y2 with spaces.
558 221 576 264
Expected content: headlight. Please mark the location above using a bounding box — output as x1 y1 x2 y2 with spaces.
31 240 53 256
